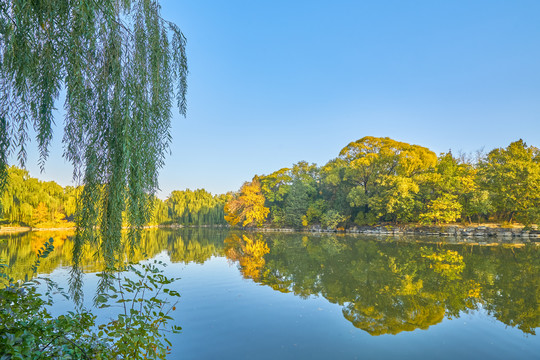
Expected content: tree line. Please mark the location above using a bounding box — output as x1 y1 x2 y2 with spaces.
4 136 539 230
224 136 540 229
0 166 227 227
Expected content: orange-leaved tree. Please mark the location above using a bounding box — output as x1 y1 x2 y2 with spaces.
224 176 269 227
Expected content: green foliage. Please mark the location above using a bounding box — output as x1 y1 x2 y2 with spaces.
0 239 181 359
462 190 492 224
0 283 105 359
338 136 436 223
1 228 226 284
1 239 106 359
226 232 540 336
260 167 293 205
258 161 320 228
367 175 420 223
0 166 77 227
353 211 378 226
1 3 188 357
259 162 320 226
94 261 182 359
237 137 540 228
302 199 326 227
283 179 311 228
0 0 188 270
166 189 226 226
320 209 346 230
479 139 540 225
0 167 227 228
418 152 478 223
420 194 463 225
269 206 286 227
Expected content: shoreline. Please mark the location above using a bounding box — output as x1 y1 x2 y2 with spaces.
0 223 229 235
2 223 539 241
251 224 540 240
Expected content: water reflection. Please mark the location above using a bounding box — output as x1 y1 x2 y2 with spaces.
1 229 538 336
225 233 539 336
0 228 227 280
225 233 270 281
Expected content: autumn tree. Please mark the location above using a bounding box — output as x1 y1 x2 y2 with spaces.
224 176 269 227
418 152 478 224
228 137 540 228
331 136 437 224
224 234 270 281
419 194 463 224
32 202 49 226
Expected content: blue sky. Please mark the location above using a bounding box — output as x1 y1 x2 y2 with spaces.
17 0 540 197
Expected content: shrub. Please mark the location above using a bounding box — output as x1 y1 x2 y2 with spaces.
0 239 181 359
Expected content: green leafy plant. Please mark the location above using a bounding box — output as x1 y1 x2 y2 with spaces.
0 239 181 359
94 261 182 359
1 238 106 359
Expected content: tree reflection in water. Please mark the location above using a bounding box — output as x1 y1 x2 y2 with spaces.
1 230 538 336
225 233 539 336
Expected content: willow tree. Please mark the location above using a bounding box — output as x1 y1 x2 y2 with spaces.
0 1 187 273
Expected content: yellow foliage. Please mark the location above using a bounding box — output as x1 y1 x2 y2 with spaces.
32 202 49 226
224 234 270 281
224 177 269 227
399 275 424 296
339 136 437 177
467 280 482 299
421 248 465 279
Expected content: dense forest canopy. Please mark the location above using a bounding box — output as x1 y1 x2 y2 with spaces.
225 136 540 229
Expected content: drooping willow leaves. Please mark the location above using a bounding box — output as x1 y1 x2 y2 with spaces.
0 0 187 296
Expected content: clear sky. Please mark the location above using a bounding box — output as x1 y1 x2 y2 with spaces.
16 0 540 197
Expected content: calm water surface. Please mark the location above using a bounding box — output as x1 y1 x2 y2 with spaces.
1 228 539 359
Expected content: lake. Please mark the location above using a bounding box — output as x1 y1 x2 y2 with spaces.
1 228 539 359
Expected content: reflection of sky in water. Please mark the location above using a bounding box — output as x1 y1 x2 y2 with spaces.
2 229 539 359
169 257 540 360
